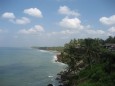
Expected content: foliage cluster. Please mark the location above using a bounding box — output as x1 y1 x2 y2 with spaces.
57 36 115 86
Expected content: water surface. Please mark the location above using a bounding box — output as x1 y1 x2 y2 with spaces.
0 47 65 86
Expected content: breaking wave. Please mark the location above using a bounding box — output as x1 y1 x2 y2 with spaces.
52 55 66 66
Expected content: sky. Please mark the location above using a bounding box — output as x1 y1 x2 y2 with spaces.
0 0 115 47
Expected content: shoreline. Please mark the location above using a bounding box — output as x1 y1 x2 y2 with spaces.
37 49 66 86
39 49 65 65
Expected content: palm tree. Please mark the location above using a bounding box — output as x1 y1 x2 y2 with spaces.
83 38 102 69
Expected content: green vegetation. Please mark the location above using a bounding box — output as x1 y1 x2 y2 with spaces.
105 36 115 43
57 36 115 86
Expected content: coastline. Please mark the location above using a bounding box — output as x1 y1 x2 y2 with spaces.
39 49 67 86
38 49 65 65
37 49 66 86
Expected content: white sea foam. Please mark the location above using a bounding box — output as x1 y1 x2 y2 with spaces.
52 55 66 66
39 50 49 53
48 75 53 78
39 50 54 54
52 55 57 63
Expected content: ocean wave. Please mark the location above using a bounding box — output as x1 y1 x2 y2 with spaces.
52 55 57 63
39 50 55 55
52 55 66 66
39 50 50 53
48 75 54 78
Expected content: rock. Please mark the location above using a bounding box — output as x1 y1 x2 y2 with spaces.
47 84 53 86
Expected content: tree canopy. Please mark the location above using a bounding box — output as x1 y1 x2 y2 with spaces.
57 37 115 86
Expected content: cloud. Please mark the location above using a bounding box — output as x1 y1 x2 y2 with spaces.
86 29 105 35
59 17 83 29
99 15 115 25
16 17 30 24
19 25 44 34
57 13 107 38
96 30 105 34
48 22 107 40
2 12 15 19
58 6 80 17
47 29 107 42
59 27 105 36
108 27 115 33
11 17 30 25
2 12 30 25
60 30 75 34
24 8 43 18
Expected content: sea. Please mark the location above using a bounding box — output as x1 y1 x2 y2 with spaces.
0 47 66 86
